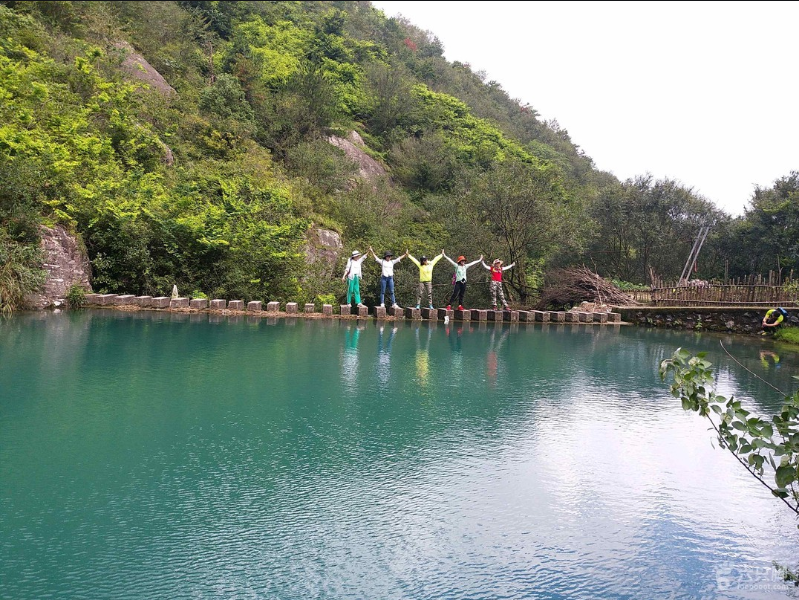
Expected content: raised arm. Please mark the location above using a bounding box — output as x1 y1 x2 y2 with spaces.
502 262 515 271
465 255 483 269
480 259 491 270
443 254 458 267
430 253 443 266
408 254 420 267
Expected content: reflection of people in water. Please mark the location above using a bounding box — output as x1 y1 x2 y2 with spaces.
415 325 432 388
760 350 781 369
486 327 510 387
447 323 464 371
377 324 397 385
342 324 363 392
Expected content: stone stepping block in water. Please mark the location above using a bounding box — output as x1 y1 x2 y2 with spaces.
565 312 579 323
405 307 421 320
487 310 504 322
190 298 208 310
304 303 316 314
470 309 488 321
210 299 226 310
115 294 136 306
549 311 566 323
340 304 351 316
437 308 453 321
228 300 244 311
322 304 333 316
608 312 621 323
593 312 608 324
267 302 280 312
247 301 262 312
170 298 189 309
455 309 470 321
390 306 404 318
356 305 368 318
286 302 298 314
152 297 170 308
373 306 387 319
420 307 436 320
503 310 519 322
135 296 153 307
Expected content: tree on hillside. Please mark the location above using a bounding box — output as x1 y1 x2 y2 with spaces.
585 175 724 283
730 172 799 278
459 159 573 304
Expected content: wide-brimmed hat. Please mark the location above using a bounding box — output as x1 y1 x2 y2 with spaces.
384 250 394 258
457 255 466 263
351 250 361 257
493 258 503 264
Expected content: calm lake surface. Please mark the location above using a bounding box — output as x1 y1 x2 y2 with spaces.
2 310 798 599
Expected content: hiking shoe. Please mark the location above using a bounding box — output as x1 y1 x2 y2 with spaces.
458 305 464 311
392 303 401 309
446 305 451 310
428 305 435 310
492 305 497 310
379 303 385 308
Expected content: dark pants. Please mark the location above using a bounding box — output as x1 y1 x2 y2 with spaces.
449 280 466 306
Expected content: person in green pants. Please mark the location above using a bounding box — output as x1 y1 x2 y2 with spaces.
408 250 444 309
342 250 367 308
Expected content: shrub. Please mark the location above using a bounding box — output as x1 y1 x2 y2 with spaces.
65 284 86 309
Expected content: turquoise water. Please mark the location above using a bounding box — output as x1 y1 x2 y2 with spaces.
1 310 798 599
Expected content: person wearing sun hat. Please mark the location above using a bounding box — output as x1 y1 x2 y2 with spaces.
408 250 444 309
370 246 408 308
342 249 367 308
481 257 515 310
442 250 483 311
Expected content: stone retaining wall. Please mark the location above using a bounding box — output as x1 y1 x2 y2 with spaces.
614 306 796 335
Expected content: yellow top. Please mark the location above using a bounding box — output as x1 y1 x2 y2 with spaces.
409 254 442 282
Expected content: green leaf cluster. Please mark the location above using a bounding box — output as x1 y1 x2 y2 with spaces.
660 348 799 514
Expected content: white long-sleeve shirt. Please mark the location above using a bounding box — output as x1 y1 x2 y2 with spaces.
343 255 366 280
375 256 403 277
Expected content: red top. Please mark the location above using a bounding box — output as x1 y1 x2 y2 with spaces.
491 266 503 282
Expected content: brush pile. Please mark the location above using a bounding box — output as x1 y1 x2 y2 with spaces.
536 267 637 310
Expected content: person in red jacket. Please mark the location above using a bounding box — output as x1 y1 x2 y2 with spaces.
481 258 515 310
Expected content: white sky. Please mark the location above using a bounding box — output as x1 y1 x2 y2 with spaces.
370 0 798 217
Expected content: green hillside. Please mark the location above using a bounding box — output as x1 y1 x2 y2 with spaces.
1 1 797 312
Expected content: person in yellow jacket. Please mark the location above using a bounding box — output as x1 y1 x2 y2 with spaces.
408 250 444 309
761 307 788 334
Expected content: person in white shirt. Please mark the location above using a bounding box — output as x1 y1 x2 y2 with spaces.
342 250 367 308
370 246 408 308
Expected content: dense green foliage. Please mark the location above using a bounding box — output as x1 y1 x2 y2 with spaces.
660 348 799 516
0 0 796 311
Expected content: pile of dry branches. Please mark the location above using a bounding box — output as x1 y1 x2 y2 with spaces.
535 267 637 310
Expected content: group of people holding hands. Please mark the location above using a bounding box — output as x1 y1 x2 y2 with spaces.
342 247 515 311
